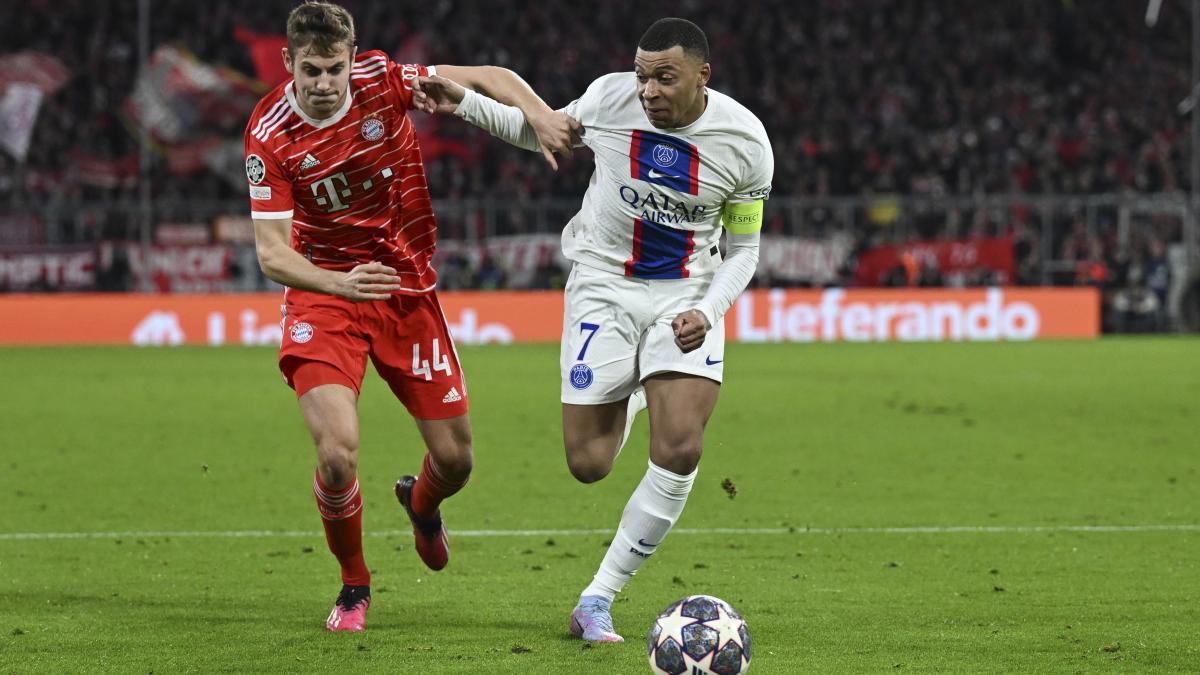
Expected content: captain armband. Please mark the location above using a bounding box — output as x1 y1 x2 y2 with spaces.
722 200 764 234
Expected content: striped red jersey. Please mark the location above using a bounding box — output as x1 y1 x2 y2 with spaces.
244 51 439 293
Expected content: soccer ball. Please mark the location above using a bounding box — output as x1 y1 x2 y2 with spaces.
647 595 751 675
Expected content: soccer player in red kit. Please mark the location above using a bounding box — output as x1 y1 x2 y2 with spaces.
245 1 577 631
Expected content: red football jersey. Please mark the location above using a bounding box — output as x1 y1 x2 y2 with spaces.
244 51 439 293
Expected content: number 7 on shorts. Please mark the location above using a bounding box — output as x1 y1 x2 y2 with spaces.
576 322 600 361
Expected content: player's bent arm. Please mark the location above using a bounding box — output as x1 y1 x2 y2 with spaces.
434 65 552 122
253 217 340 293
693 201 765 327
252 218 401 300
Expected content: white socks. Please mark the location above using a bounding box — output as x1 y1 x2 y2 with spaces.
582 460 697 601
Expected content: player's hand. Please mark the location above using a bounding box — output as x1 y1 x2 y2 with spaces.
337 262 402 301
412 75 466 115
671 309 711 353
528 110 583 171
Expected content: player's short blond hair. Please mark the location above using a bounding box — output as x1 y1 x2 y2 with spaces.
287 1 356 58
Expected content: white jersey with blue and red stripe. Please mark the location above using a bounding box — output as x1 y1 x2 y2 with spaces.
561 72 773 279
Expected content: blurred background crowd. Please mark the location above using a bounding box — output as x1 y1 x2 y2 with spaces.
0 0 1196 331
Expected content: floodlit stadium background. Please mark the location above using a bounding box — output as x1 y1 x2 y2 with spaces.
1 0 1198 341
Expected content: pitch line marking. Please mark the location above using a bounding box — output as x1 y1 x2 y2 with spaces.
0 524 1197 541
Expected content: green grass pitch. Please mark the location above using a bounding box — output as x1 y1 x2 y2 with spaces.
0 338 1197 673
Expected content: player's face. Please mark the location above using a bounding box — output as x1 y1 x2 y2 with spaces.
634 46 710 129
283 43 356 119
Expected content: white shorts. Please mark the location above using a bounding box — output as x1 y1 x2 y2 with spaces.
560 263 725 404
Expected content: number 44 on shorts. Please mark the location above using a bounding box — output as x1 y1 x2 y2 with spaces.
412 339 453 381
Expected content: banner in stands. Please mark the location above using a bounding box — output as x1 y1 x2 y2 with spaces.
0 288 1099 346
432 234 854 287
0 244 232 292
0 246 96 291
758 234 853 285
107 243 233 293
854 237 1015 286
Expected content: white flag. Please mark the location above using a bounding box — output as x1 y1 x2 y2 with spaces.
0 83 43 161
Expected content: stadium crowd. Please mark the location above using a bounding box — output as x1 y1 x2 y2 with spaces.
4 0 1190 204
0 0 1191 328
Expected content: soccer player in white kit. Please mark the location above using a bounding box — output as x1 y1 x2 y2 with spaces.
413 18 772 642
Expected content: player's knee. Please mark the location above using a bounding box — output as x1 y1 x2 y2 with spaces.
565 447 613 484
434 443 473 482
651 438 703 475
316 440 358 488
427 422 473 481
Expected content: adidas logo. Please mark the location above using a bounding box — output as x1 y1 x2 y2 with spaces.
442 387 462 403
300 153 320 171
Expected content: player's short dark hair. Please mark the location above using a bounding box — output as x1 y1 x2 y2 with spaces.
638 18 709 63
287 1 356 58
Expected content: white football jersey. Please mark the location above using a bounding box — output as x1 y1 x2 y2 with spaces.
561 72 773 279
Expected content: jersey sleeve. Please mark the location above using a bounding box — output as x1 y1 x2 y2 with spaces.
561 73 617 134
730 132 774 203
244 131 294 219
386 61 434 110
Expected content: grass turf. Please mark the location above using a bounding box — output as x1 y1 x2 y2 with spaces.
0 339 1197 673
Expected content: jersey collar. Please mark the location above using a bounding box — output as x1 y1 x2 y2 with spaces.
285 81 354 129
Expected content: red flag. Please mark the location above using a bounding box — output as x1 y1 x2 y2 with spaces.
235 27 290 87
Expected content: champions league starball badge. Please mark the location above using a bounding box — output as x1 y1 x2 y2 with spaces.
245 154 266 184
569 363 594 389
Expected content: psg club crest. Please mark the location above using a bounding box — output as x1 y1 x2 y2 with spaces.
653 143 679 168
289 322 315 344
360 116 385 141
569 363 594 390
245 154 266 185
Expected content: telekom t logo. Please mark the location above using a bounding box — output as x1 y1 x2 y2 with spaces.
311 173 351 212
310 167 394 213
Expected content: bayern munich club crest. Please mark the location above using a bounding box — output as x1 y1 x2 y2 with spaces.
652 143 679 168
245 154 266 184
360 116 385 141
289 321 315 344
569 363 594 390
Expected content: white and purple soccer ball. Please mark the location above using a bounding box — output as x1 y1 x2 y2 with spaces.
647 595 751 675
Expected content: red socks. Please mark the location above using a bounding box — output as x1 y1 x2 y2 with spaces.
313 471 370 587
411 453 468 519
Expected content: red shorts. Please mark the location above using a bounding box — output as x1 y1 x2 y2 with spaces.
278 288 469 420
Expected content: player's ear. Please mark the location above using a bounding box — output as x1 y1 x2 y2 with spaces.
697 62 711 89
281 46 293 74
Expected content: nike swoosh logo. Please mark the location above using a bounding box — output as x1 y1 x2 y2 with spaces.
705 356 723 365
647 169 678 180
637 538 660 548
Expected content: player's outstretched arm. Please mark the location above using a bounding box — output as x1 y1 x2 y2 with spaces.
417 65 581 170
253 218 401 301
